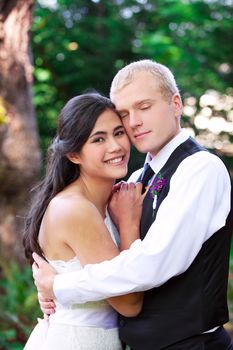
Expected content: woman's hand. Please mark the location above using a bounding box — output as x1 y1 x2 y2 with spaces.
108 182 147 249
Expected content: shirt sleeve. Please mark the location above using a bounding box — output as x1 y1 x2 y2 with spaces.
54 151 231 305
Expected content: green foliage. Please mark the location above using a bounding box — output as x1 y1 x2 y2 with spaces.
134 0 233 97
32 0 139 154
32 0 233 174
0 263 41 349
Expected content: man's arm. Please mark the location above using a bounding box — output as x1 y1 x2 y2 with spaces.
33 182 146 315
33 152 231 306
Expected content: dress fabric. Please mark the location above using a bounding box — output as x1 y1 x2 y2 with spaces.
24 215 122 350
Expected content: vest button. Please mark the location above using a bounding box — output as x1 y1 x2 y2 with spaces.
119 319 125 327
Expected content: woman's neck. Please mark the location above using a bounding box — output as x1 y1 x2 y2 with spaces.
71 175 115 218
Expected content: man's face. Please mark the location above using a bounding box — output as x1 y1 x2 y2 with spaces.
111 71 182 157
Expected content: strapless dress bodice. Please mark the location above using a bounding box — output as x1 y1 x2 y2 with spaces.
24 212 123 350
48 213 120 329
48 257 118 329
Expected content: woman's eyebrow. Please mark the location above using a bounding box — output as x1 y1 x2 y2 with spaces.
89 131 106 139
89 125 123 139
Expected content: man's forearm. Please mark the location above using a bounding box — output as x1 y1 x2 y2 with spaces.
54 154 231 306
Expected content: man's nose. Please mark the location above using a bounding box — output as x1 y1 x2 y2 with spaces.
128 112 143 128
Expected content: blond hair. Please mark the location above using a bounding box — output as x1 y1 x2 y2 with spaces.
110 59 180 101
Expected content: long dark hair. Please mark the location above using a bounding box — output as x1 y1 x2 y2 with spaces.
23 93 116 264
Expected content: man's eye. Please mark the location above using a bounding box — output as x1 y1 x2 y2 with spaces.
119 113 128 119
141 105 150 110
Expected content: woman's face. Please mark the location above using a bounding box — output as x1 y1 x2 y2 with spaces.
75 109 131 181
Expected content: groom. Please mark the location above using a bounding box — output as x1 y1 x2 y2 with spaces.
33 59 233 349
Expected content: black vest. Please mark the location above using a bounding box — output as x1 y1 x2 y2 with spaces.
119 137 233 350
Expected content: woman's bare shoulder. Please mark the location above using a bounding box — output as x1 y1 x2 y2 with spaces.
46 192 100 225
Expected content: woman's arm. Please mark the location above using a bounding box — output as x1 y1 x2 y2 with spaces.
107 182 145 316
39 183 144 317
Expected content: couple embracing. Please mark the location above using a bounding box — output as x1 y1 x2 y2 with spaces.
24 60 233 350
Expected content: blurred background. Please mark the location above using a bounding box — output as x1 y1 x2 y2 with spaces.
0 0 232 348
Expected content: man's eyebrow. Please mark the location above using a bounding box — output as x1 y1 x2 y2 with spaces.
117 99 153 112
116 109 128 115
133 99 153 107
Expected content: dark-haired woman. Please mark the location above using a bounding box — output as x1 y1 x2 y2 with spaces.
23 93 144 350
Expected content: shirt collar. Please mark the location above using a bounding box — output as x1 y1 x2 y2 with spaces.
145 129 189 174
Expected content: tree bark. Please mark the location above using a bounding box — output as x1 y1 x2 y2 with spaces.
0 0 41 265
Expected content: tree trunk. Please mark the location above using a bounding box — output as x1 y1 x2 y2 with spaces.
0 0 41 266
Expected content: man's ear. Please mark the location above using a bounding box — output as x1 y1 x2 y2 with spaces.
67 153 80 165
172 94 183 117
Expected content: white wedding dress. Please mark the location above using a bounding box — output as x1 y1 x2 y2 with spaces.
24 213 122 350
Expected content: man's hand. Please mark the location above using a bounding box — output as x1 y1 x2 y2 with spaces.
38 292 56 316
32 252 56 301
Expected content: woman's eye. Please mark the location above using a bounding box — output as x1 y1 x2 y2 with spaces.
93 137 104 143
115 130 125 137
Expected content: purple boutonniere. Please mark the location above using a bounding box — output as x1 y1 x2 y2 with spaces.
149 173 167 199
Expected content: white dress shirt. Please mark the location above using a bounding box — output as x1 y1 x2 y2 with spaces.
54 130 231 305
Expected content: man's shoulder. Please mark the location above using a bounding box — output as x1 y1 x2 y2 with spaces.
178 150 231 181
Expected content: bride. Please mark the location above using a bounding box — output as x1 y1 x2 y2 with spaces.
23 92 145 349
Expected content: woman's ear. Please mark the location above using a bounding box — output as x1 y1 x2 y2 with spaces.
67 153 81 165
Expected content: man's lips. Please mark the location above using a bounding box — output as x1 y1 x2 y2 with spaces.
134 131 151 139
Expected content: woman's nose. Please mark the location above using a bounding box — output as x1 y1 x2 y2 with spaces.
107 138 122 153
